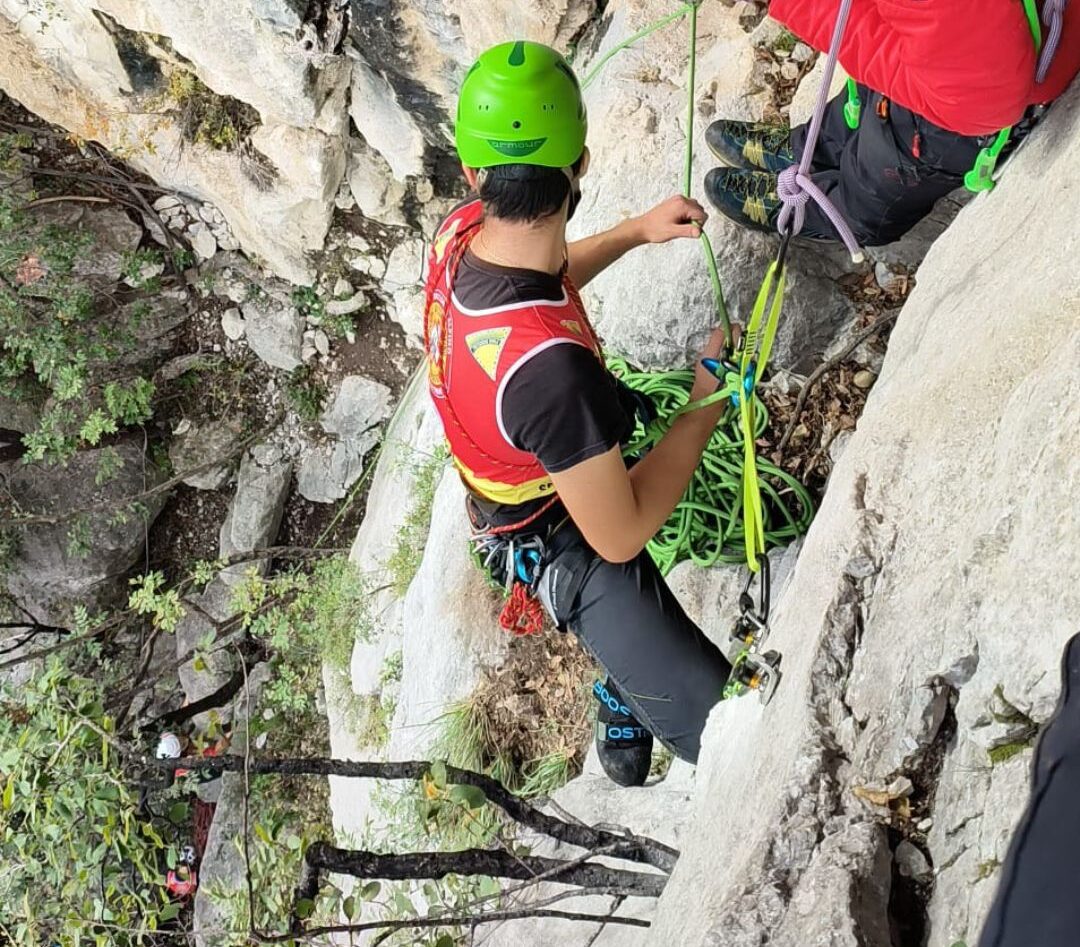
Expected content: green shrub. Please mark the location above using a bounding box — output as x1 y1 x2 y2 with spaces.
158 70 259 151
385 446 449 598
0 154 162 463
0 653 173 945
234 556 373 722
285 365 327 423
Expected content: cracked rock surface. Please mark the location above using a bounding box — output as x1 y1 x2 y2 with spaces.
648 81 1080 947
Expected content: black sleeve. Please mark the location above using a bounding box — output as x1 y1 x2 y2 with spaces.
501 344 633 473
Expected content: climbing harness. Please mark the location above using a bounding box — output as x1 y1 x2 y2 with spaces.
843 77 861 130
964 0 1060 194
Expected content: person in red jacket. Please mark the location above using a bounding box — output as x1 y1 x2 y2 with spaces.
703 0 1080 245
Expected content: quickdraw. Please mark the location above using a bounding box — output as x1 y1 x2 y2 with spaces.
472 531 549 636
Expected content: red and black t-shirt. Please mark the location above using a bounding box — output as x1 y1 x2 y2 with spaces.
453 249 637 528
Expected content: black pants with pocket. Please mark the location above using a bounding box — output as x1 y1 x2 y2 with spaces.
789 84 988 246
538 519 733 763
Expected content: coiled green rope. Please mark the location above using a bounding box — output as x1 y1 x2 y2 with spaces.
608 357 814 576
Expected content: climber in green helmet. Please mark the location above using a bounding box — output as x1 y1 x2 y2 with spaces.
423 40 745 789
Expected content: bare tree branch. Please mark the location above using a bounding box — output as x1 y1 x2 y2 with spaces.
463 843 623 914
153 755 679 873
775 312 899 461
140 658 254 730
254 909 649 944
22 195 114 209
584 895 627 947
298 841 665 898
15 166 178 194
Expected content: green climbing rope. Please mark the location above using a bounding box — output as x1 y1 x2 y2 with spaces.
579 2 812 573
580 1 732 347
608 357 814 576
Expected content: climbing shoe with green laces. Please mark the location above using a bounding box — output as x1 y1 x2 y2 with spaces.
704 167 782 234
705 119 795 174
593 678 653 788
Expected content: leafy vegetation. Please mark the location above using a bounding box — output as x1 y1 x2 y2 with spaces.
284 364 327 423
773 28 798 53
386 445 450 597
204 806 346 944
0 651 175 945
987 740 1031 766
157 69 259 152
293 284 355 340
0 133 177 463
975 859 1001 882
233 556 372 722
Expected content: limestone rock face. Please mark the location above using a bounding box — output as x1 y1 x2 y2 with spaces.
323 371 510 852
169 420 245 491
296 374 392 503
2 438 169 624
241 302 305 370
0 0 349 282
647 80 1080 947
572 0 858 371
218 441 293 586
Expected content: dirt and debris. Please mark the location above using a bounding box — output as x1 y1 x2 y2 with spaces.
754 30 820 123
464 630 599 787
762 263 915 495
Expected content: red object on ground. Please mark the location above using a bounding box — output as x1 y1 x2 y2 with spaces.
193 799 216 860
770 0 1080 135
166 867 198 899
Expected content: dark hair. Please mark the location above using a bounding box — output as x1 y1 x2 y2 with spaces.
478 154 585 223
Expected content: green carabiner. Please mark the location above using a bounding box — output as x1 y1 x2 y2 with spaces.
843 77 861 130
965 127 1012 193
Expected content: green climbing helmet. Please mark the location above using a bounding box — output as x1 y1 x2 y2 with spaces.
455 40 587 170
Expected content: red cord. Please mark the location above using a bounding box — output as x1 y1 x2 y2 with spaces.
499 583 545 636
193 799 216 860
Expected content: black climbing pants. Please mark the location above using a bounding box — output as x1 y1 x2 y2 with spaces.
978 632 1080 947
538 519 732 763
789 84 988 246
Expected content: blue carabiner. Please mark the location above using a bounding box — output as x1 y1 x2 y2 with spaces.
515 548 541 584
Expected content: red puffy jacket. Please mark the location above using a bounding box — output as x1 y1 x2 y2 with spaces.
770 0 1080 135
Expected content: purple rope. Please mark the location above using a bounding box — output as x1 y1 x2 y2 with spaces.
776 0 864 262
1037 0 1068 84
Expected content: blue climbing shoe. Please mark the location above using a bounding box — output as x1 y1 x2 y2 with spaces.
704 167 782 235
705 119 795 174
593 678 653 787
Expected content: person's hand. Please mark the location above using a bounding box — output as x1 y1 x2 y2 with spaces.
633 195 708 244
690 325 733 407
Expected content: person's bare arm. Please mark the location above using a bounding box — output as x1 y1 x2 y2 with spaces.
549 328 727 562
567 195 708 289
